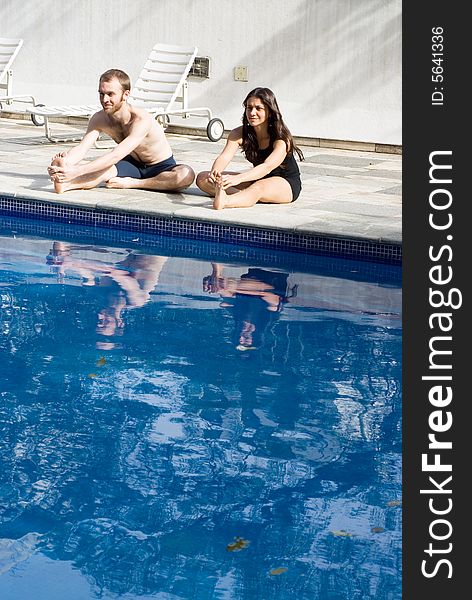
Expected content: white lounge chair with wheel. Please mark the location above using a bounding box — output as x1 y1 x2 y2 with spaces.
27 43 225 143
0 37 43 123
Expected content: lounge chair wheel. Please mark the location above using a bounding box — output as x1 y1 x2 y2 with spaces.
31 105 45 126
206 118 224 142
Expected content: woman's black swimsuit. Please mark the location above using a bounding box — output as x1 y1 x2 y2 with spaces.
226 269 290 348
252 144 302 201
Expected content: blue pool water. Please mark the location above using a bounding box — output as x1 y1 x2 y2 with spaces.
0 222 402 600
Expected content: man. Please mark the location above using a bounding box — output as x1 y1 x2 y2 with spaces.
48 69 195 194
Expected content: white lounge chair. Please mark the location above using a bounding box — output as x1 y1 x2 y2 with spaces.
0 37 39 116
27 43 224 143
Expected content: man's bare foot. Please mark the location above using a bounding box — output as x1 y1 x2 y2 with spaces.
213 178 227 210
105 177 137 189
54 180 71 194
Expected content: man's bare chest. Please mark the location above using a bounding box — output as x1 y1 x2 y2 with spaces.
107 125 131 143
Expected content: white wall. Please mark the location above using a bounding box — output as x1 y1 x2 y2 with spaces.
1 0 401 144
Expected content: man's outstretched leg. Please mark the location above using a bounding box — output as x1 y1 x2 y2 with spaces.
50 156 117 194
105 164 195 192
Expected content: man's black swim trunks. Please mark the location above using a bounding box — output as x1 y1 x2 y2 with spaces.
115 155 177 179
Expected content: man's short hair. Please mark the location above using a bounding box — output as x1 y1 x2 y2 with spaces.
99 69 131 92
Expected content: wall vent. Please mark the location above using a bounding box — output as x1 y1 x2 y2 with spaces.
189 56 210 78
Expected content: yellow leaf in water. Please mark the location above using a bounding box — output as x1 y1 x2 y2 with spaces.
387 500 402 507
371 527 386 534
269 567 288 576
88 373 98 379
226 537 250 552
96 357 106 367
331 530 353 537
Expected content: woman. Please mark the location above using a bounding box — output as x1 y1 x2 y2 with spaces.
203 263 298 351
196 87 304 209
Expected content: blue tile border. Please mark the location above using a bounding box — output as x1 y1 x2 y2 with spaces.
0 215 402 285
0 196 401 265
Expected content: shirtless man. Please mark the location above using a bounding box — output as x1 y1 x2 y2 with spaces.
47 69 195 194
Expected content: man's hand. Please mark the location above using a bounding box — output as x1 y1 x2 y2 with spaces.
48 151 75 182
48 163 81 183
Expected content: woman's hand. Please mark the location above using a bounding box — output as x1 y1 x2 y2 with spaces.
208 169 221 184
203 273 223 293
219 173 243 190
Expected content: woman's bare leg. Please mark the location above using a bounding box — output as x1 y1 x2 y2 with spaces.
214 176 293 210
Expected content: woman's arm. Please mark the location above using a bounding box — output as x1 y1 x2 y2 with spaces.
203 262 225 293
220 139 288 189
208 127 242 181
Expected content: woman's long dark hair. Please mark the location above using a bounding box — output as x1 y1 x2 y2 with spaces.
241 87 304 164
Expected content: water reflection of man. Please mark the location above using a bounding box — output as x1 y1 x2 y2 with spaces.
203 262 297 351
47 241 167 347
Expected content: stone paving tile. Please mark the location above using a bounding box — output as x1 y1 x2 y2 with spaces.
304 154 384 167
296 215 400 243
296 164 362 178
0 117 402 247
313 176 388 192
372 162 402 172
344 193 402 206
360 169 402 180
380 185 402 195
298 200 401 218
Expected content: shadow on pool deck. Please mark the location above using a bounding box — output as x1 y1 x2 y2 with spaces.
0 117 401 246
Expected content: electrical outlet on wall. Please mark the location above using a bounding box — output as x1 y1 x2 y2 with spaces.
234 66 248 82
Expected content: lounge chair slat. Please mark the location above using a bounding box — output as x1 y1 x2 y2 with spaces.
0 37 23 83
134 79 179 93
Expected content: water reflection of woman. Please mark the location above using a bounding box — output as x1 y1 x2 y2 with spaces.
203 262 297 351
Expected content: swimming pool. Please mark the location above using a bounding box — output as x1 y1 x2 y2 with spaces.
0 220 402 600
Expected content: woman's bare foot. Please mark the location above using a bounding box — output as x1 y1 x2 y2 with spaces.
213 177 227 210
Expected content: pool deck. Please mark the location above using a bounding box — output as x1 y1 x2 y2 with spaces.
0 116 401 247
